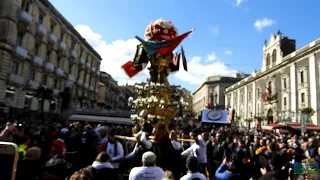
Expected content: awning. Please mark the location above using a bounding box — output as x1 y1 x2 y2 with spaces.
289 125 320 131
69 114 133 125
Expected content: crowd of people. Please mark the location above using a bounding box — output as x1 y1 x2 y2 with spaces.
0 119 320 180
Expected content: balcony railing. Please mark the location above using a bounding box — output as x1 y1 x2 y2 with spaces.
13 46 28 60
36 23 47 37
8 73 24 86
48 32 57 44
55 68 64 77
19 9 32 25
59 41 67 51
71 108 134 118
68 74 76 82
32 56 44 67
79 58 85 65
77 79 83 86
44 62 54 73
70 50 77 58
27 80 39 90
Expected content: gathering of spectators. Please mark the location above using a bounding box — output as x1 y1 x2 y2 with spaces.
0 120 320 180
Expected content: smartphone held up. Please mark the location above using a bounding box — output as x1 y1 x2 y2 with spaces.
0 142 19 180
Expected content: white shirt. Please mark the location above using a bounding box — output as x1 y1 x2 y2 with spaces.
106 141 124 169
180 172 206 180
129 166 166 180
181 135 207 164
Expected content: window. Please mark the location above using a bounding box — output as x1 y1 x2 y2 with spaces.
266 53 270 67
53 79 58 89
272 49 277 64
57 56 60 67
257 88 260 98
268 81 272 89
301 93 305 103
71 40 75 49
46 51 50 62
50 21 55 33
248 91 251 101
69 64 73 74
283 78 287 89
38 13 44 24
284 97 287 106
22 0 30 12
300 71 304 83
34 43 40 56
60 32 64 41
16 31 24 46
30 70 35 80
42 75 47 85
11 62 19 74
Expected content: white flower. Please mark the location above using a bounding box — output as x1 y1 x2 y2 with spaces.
160 100 165 104
160 83 165 87
130 114 138 119
148 114 156 119
163 29 168 34
148 98 153 103
154 98 159 102
156 83 161 86
150 82 155 86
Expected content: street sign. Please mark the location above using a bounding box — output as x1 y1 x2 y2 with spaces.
301 113 308 133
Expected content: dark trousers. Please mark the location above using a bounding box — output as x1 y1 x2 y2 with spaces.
199 163 207 175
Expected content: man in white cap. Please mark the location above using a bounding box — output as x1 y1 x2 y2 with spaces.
129 151 166 180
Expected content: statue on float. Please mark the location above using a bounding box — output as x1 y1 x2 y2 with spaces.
119 18 194 170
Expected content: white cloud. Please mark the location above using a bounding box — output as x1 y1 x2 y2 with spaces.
75 24 237 86
225 50 233 55
209 26 220 36
174 55 238 85
254 18 276 31
75 24 149 85
236 0 243 6
206 52 216 62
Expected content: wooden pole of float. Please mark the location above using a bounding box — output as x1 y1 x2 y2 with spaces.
115 135 194 143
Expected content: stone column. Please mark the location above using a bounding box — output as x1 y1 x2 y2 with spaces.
290 63 297 122
309 54 318 125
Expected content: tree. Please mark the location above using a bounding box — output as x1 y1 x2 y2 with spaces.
300 107 315 123
35 86 53 121
254 115 266 131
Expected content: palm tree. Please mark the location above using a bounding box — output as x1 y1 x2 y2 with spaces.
35 86 53 121
300 107 315 123
254 115 266 131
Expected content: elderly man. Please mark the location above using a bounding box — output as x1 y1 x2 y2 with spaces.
129 151 166 180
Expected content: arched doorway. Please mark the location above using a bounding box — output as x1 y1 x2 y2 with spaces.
267 109 273 124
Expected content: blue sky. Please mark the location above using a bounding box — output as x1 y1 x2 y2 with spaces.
50 0 319 92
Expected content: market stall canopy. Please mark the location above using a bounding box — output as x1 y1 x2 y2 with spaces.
262 121 320 131
69 114 133 125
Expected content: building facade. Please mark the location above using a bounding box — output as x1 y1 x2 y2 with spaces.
225 32 320 126
193 75 245 116
181 88 194 117
98 72 120 109
0 0 101 114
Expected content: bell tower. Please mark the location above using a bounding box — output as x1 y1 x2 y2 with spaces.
261 30 296 72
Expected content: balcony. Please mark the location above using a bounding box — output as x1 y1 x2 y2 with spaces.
86 63 91 69
91 67 96 73
79 58 85 65
59 41 67 51
55 68 64 77
53 89 60 96
8 73 24 86
70 50 77 58
89 86 94 91
65 80 73 88
44 62 54 73
96 71 101 76
36 23 47 37
84 83 89 89
48 32 58 44
77 79 83 86
13 46 28 61
27 80 39 90
19 9 32 25
68 74 76 82
95 88 99 93
32 56 43 67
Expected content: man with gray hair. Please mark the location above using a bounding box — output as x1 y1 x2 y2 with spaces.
129 151 167 180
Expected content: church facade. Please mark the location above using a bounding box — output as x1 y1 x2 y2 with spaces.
225 32 320 126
